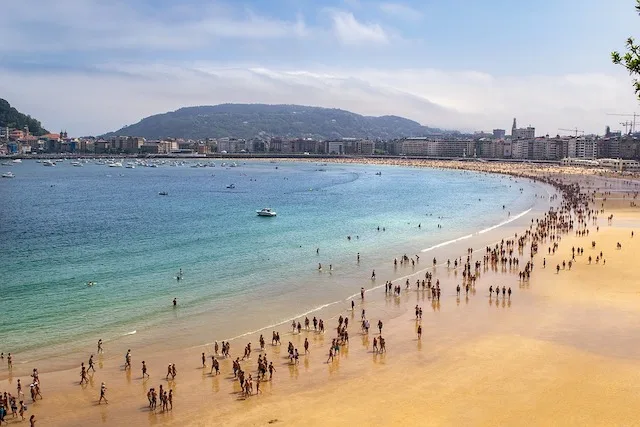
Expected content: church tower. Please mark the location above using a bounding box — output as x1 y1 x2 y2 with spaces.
511 118 517 137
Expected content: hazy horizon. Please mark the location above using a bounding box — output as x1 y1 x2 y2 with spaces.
1 0 638 136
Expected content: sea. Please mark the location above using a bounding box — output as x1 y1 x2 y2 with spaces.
0 159 555 369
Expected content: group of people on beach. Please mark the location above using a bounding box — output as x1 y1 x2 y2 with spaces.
3 162 639 424
0 363 40 426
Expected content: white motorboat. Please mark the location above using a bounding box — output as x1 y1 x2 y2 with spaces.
256 208 277 217
108 162 123 168
43 160 56 166
71 161 83 167
12 159 22 163
125 163 136 169
2 171 15 178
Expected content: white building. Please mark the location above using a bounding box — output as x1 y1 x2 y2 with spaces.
567 137 598 159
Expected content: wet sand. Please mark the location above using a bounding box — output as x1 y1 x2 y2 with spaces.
1 163 639 427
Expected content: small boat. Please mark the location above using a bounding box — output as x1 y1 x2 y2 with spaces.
12 159 22 163
375 172 382 176
87 281 96 287
108 162 123 168
2 172 15 178
71 161 83 167
43 160 56 166
226 184 235 189
125 163 136 169
256 208 277 217
1 162 12 166
158 191 168 196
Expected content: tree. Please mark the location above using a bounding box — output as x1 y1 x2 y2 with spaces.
612 0 640 99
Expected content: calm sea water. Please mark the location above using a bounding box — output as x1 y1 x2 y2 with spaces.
0 159 543 362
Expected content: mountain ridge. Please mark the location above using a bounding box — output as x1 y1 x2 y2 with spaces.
103 103 445 140
0 98 48 136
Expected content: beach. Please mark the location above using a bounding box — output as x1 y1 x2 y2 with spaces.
1 160 639 427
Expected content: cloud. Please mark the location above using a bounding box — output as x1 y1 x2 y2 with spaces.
1 63 637 137
330 11 389 45
379 3 423 21
0 0 310 53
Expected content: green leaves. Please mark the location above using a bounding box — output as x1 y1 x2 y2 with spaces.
612 1 640 99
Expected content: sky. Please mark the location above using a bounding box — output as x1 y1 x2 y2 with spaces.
1 0 639 136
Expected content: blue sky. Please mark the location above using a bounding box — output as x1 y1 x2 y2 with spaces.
1 0 639 136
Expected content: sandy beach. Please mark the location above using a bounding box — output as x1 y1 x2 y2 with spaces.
1 159 639 427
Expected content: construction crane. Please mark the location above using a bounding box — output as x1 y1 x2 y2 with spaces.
558 128 584 137
607 112 639 133
620 121 633 134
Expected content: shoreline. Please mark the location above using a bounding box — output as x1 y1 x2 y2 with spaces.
0 176 552 379
1 160 639 427
0 161 550 374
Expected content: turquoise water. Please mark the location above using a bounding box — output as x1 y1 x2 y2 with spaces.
0 160 542 362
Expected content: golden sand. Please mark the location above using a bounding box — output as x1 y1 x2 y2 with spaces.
2 163 639 427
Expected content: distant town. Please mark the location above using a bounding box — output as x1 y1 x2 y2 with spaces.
2 118 640 171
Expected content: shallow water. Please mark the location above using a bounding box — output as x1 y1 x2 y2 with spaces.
0 160 548 363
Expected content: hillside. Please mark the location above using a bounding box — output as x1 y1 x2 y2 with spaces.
104 104 442 140
0 98 48 136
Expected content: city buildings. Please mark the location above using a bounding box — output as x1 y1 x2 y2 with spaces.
2 118 640 162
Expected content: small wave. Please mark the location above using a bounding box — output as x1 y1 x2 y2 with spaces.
123 330 137 336
421 234 472 253
478 208 531 234
192 300 344 349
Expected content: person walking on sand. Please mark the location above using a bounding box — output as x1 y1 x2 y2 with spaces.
142 361 149 379
373 337 378 353
98 383 108 404
7 353 12 369
166 364 172 380
29 414 36 427
417 325 422 339
88 354 96 372
201 352 206 368
124 349 131 370
80 362 88 385
304 338 309 354
171 363 177 379
327 347 335 363
378 320 383 335
17 379 24 398
97 339 103 354
214 357 220 375
19 401 26 421
371 270 376 280
268 362 276 380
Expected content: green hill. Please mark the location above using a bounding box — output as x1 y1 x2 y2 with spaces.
104 104 442 140
0 98 48 136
